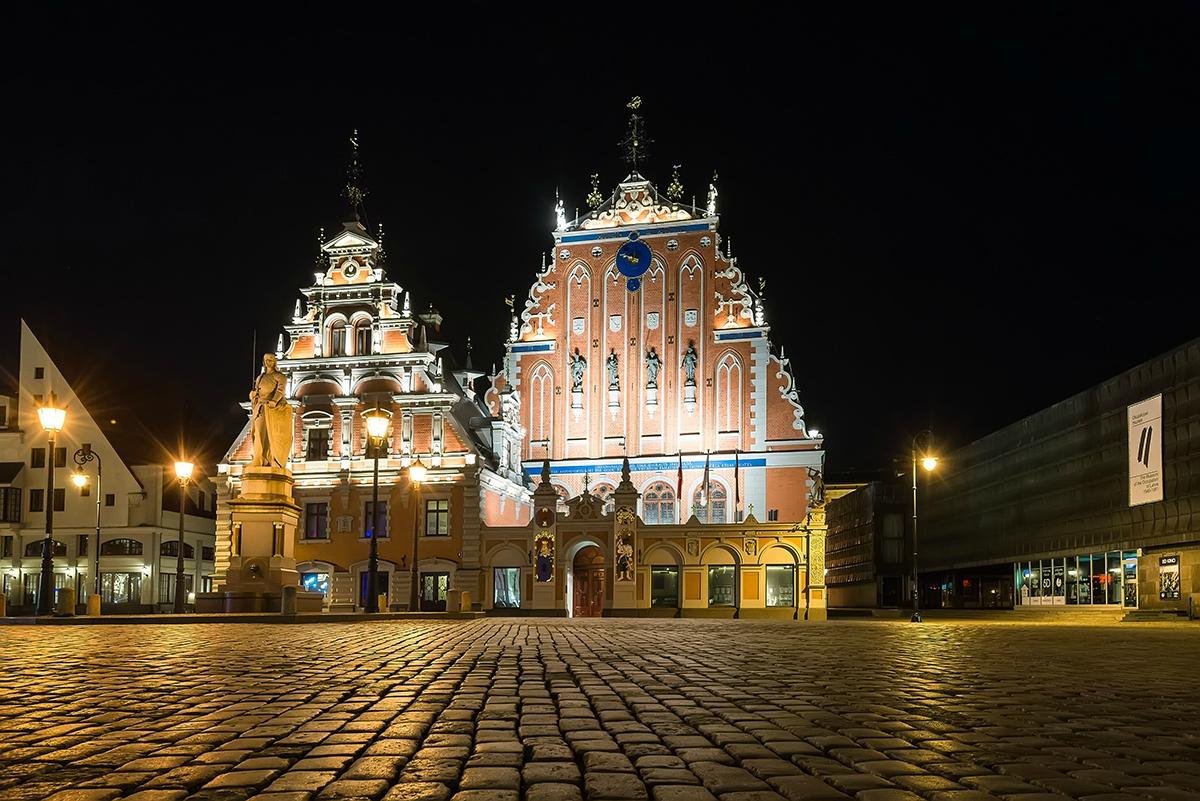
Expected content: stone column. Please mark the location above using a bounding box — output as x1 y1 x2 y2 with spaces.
805 505 828 621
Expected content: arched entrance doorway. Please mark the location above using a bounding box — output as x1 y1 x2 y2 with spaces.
572 545 605 617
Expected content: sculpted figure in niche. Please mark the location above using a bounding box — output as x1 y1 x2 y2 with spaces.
645 347 662 388
570 348 587 391
681 341 698 386
606 350 619 390
250 353 294 469
536 537 554 582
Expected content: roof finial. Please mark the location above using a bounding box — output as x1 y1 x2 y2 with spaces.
505 295 518 342
555 188 566 230
465 336 474 370
707 172 719 216
315 227 325 268
344 129 367 221
666 164 684 202
586 173 603 209
619 96 651 172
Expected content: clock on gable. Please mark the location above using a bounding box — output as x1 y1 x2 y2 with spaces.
615 232 651 292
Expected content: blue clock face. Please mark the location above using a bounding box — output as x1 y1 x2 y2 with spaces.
616 234 651 280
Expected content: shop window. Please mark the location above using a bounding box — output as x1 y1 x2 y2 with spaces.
304 503 329 539
494 567 521 608
101 538 143 556
708 566 736 606
424 498 449 536
642 482 676 525
302 572 330 595
650 566 679 607
101 572 142 605
766 565 795 607
158 573 193 604
365 500 389 538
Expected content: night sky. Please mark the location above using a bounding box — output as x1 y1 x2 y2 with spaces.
2 9 1198 472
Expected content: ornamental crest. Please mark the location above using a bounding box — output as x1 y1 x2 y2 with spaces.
646 312 660 330
609 314 622 332
684 309 698 327
572 316 585 335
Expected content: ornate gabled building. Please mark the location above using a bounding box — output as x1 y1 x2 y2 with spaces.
487 169 823 524
218 193 529 611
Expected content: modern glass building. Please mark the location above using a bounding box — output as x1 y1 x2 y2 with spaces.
920 338 1200 615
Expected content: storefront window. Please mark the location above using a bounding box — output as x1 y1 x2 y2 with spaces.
650 566 678 607
765 565 795 607
301 572 329 595
1017 551 1136 606
101 572 142 604
708 566 735 606
494 568 520 608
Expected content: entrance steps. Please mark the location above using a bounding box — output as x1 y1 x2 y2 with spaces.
1121 609 1192 623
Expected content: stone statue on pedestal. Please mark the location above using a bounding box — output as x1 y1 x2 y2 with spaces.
250 353 294 469
570 348 587 391
606 350 619 390
645 347 661 388
681 341 698 386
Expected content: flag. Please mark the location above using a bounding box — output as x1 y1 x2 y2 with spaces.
676 450 683 524
701 451 711 508
734 449 741 520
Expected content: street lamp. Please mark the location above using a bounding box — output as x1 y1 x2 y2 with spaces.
36 401 66 615
911 430 938 623
408 455 427 612
173 460 194 613
364 408 390 613
72 444 103 614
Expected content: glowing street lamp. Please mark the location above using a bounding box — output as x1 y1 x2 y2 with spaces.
72 444 103 613
173 460 194 613
911 430 938 623
364 409 390 613
35 401 66 615
408 455 427 612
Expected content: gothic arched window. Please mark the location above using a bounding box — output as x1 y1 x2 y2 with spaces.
528 363 553 454
693 483 728 524
642 482 676 525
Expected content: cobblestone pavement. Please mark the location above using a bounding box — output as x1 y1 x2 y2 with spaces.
1 619 1199 801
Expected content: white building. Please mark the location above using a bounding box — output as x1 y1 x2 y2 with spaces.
0 321 216 613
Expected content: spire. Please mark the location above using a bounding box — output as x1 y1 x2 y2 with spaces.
586 173 603 209
666 164 684 202
540 459 551 486
619 96 652 171
344 129 366 222
315 227 325 269
402 290 411 317
465 336 475 370
707 171 718 216
293 299 302 320
376 221 387 265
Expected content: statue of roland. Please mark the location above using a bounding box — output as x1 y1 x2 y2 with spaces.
250 353 294 469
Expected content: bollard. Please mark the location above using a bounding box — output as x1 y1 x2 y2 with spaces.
87 594 101 616
56 587 77 616
281 585 297 615
446 589 461 613
459 590 472 612
0 593 6 617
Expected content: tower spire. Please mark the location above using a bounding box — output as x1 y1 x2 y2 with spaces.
344 129 367 223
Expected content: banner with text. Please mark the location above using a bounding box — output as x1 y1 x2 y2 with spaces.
1128 393 1163 506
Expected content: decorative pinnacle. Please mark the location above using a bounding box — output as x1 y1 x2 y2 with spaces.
586 173 603 209
344 129 366 216
315 227 325 268
619 96 652 169
707 171 719 216
666 164 684 202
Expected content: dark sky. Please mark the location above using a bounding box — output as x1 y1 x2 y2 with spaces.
2 8 1198 471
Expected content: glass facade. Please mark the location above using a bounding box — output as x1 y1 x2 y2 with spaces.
1015 550 1138 607
101 572 142 605
650 566 679 607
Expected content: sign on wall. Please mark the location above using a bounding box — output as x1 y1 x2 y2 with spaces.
1159 554 1181 600
1128 393 1163 506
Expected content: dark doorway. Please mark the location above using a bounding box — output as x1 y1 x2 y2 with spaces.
421 572 449 611
572 545 605 617
359 570 389 609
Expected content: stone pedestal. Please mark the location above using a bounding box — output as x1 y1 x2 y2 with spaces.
531 578 557 610
197 467 324 614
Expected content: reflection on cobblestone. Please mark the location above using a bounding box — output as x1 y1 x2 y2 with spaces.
1 619 1198 801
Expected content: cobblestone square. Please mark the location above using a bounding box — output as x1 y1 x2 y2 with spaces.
1 619 1198 801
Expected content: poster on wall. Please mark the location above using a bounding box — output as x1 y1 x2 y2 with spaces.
1159 554 1180 600
1128 393 1163 506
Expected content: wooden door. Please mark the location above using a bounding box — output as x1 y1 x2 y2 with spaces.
572 545 606 617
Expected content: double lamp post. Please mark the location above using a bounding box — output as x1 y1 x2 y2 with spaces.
363 409 426 614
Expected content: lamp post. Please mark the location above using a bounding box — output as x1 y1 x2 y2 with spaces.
910 430 938 623
36 402 66 615
72 445 103 612
408 456 427 612
364 409 390 613
173 460 194 613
